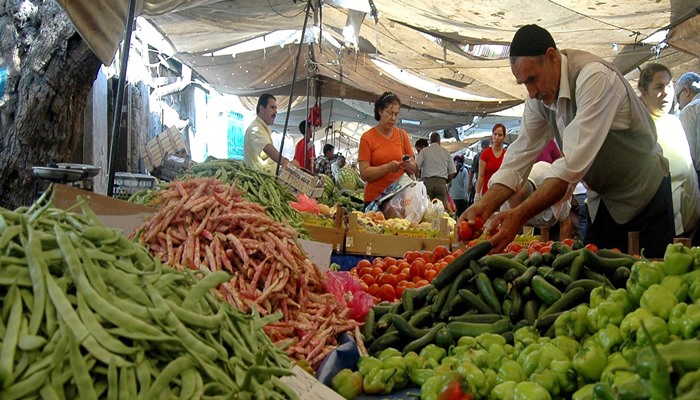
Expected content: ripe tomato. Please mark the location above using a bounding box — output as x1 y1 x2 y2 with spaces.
472 216 484 231
397 261 410 271
442 255 456 264
358 266 373 277
403 251 421 264
356 259 371 270
378 274 398 287
410 260 425 278
378 284 396 302
383 257 397 267
424 269 438 281
403 281 416 290
386 265 400 275
370 267 383 277
562 238 575 247
585 243 599 253
368 283 380 296
433 246 450 260
360 274 375 286
540 245 552 254
458 221 472 241
394 285 405 298
422 252 436 263
415 279 430 287
397 272 410 282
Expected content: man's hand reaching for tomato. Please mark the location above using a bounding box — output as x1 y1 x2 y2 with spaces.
485 209 528 253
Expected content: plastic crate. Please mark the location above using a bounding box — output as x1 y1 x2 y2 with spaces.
112 172 158 200
277 166 324 198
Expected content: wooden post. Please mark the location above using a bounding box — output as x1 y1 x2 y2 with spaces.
628 231 640 256
673 237 691 248
540 227 549 242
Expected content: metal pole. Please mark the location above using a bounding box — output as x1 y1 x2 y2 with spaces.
276 0 313 177
107 0 138 197
304 47 311 170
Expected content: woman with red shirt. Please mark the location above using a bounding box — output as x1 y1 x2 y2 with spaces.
476 123 507 198
358 92 418 207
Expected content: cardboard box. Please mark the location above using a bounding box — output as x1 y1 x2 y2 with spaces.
345 213 451 257
303 208 346 251
52 184 155 236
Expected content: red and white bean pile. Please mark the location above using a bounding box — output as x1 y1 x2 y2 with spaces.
135 177 361 368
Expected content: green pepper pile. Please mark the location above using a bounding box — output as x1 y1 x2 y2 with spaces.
0 194 296 399
331 241 700 399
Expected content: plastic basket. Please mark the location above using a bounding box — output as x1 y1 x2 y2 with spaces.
277 167 324 198
112 172 158 200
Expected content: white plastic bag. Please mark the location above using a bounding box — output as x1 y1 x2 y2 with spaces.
381 181 428 223
422 198 445 222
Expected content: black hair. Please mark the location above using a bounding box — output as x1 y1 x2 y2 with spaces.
374 92 401 121
429 132 441 143
298 120 307 135
323 143 334 155
256 94 276 114
414 138 429 149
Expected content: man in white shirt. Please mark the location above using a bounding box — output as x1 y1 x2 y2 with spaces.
243 94 299 173
677 72 700 181
461 24 673 257
331 155 346 181
415 132 457 207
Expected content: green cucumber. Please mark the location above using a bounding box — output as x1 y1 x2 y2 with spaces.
476 273 502 314
458 289 495 315
446 319 512 339
531 276 562 305
432 241 492 289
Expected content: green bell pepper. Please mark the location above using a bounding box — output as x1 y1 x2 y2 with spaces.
620 308 669 345
382 356 409 389
676 369 700 396
477 332 507 349
668 302 700 339
486 343 506 370
627 260 665 304
440 356 459 369
692 246 700 269
513 326 540 347
454 347 488 369
600 352 635 387
403 351 426 372
357 355 383 376
615 374 651 400
663 243 694 276
331 369 363 400
554 305 590 340
457 361 488 398
549 359 576 394
516 343 542 377
378 347 402 361
587 287 633 330
529 369 560 397
496 359 525 385
513 381 552 400
420 344 447 364
456 336 478 348
491 381 517 400
636 339 673 400
660 275 689 303
594 324 623 353
572 339 607 382
410 368 434 386
685 269 700 302
551 336 580 360
639 284 678 320
420 370 462 400
362 367 397 395
572 384 595 400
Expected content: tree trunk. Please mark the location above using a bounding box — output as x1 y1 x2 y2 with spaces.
0 0 101 209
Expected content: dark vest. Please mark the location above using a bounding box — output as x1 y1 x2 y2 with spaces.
537 49 667 224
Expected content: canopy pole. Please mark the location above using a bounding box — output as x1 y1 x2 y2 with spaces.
107 0 138 197
303 46 311 170
276 0 313 177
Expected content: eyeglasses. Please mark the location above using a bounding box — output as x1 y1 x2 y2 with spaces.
383 109 400 118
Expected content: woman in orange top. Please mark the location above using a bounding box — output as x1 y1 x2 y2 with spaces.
358 92 417 207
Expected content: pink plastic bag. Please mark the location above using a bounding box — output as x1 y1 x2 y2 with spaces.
324 271 374 322
289 193 320 214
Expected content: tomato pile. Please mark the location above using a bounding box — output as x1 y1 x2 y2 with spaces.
349 246 463 303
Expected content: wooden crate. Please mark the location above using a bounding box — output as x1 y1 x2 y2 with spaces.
345 213 451 257
303 207 346 251
142 126 188 172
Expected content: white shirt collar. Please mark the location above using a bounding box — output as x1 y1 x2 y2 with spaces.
546 53 571 113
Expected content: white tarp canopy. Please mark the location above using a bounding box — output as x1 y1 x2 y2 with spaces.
56 0 700 123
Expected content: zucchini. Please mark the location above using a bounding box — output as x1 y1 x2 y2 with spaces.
439 268 474 320
458 289 495 314
407 308 433 328
492 278 508 297
531 275 563 305
446 319 512 339
509 289 523 322
391 314 430 339
503 268 521 282
432 241 492 289
551 249 582 271
481 255 528 275
523 300 538 325
540 287 587 317
476 273 502 314
402 322 446 355
362 308 376 339
513 266 537 289
528 251 544 267
449 313 504 323
368 331 401 355
568 254 586 281
431 285 452 319
565 279 603 293
583 248 634 273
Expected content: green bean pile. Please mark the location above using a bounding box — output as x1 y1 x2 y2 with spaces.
0 193 297 399
129 158 307 236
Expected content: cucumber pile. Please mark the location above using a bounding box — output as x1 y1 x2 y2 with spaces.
361 241 637 356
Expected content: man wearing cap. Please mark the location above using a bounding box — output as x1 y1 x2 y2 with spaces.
462 24 673 257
